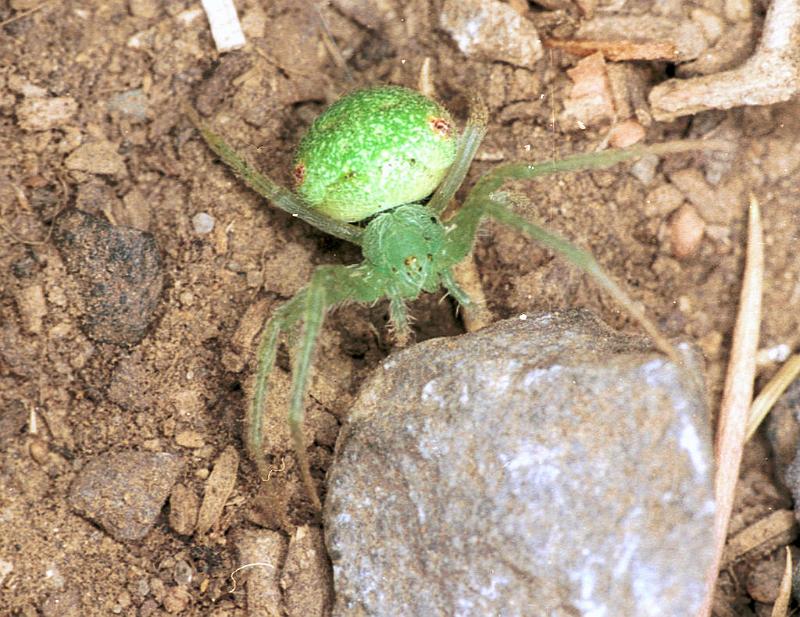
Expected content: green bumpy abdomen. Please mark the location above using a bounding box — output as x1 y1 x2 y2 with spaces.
293 85 458 223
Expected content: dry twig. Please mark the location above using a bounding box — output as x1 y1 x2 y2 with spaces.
697 196 764 617
650 0 800 120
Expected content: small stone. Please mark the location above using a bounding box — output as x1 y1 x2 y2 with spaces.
29 438 49 465
326 310 714 616
52 209 163 346
669 203 706 259
16 284 47 334
644 183 685 217
630 153 659 185
195 446 239 535
282 526 333 617
563 52 615 127
669 167 734 224
68 450 184 541
192 212 215 234
162 585 191 613
747 553 787 603
41 588 81 617
0 400 27 447
607 119 646 148
17 96 78 131
173 560 194 586
65 141 126 176
175 430 205 449
169 484 199 536
0 559 13 586
129 0 160 19
107 89 148 122
235 529 287 617
440 0 542 69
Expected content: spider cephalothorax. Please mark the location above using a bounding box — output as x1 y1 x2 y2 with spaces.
361 204 446 298
188 84 722 509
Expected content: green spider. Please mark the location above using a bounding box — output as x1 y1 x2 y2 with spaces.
187 85 721 509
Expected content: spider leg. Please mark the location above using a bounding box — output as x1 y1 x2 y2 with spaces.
249 264 385 509
184 105 364 244
442 193 681 364
389 297 412 347
246 293 305 483
427 94 488 216
440 268 474 308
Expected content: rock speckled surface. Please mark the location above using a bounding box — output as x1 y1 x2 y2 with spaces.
325 310 715 617
68 450 184 541
53 209 163 346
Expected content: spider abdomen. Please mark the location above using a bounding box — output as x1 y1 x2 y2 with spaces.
293 86 458 223
362 204 446 298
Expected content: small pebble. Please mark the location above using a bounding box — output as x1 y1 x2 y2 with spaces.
29 438 49 465
17 96 78 131
192 212 215 234
107 89 148 122
0 559 13 587
195 446 239 535
669 203 706 259
608 119 646 148
630 153 659 185
235 529 286 616
68 450 184 541
41 588 81 617
162 585 191 613
169 484 199 536
644 184 685 217
282 526 333 617
52 209 163 345
748 554 787 603
175 430 205 449
439 0 542 68
173 560 194 586
65 141 126 176
16 284 47 334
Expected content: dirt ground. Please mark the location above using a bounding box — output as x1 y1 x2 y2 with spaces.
1 0 800 615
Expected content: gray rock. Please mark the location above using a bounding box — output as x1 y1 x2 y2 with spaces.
440 0 543 69
325 310 714 617
68 450 183 541
53 209 163 346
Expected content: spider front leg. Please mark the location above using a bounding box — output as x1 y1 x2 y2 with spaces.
248 264 384 510
442 188 681 364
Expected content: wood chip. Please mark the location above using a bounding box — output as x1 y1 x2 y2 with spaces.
195 445 239 535
544 37 677 61
722 509 798 565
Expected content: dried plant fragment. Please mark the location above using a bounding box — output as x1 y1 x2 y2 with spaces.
650 0 800 121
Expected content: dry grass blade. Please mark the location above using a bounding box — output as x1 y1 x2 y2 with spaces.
746 354 800 441
771 547 792 617
697 195 764 617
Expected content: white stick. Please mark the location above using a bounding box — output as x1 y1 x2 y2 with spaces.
200 0 246 52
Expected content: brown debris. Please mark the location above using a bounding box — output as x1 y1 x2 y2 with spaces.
168 484 199 536
544 38 677 62
195 445 239 535
545 14 706 62
649 0 800 120
562 52 615 126
722 509 798 564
